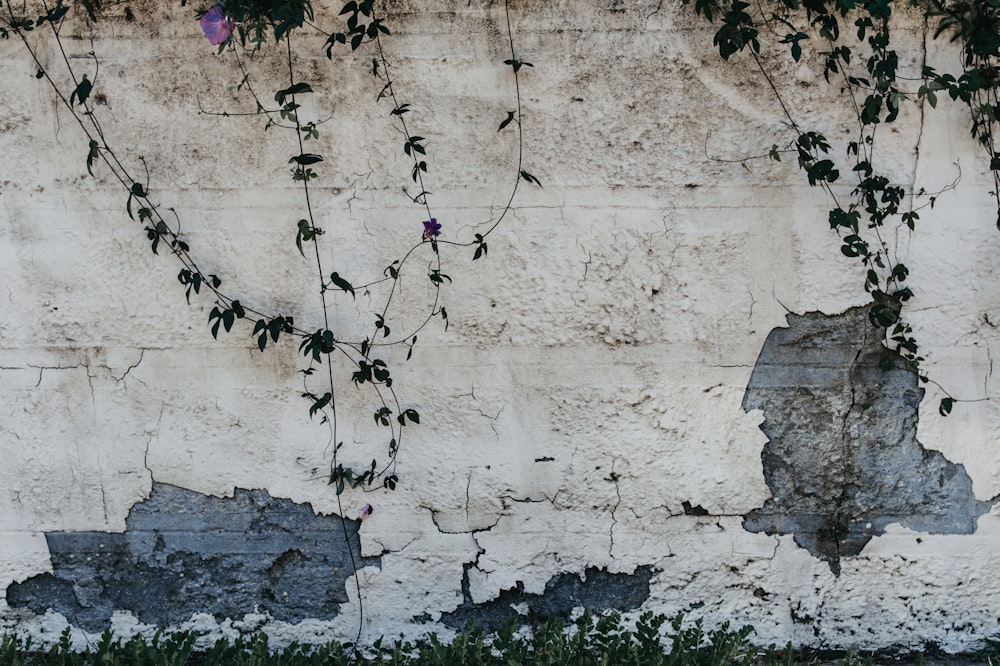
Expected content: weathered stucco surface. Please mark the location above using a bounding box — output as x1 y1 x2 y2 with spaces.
743 307 993 575
3 0 1000 653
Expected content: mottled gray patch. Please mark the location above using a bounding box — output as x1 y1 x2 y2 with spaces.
5 483 379 631
438 565 653 631
742 307 991 574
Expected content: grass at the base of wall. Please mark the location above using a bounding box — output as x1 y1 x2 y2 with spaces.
0 612 994 666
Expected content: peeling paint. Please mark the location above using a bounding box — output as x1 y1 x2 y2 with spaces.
438 565 653 631
5 483 378 631
742 307 992 574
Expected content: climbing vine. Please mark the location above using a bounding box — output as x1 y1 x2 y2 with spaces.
2 0 538 644
688 0 1000 414
2 0 538 493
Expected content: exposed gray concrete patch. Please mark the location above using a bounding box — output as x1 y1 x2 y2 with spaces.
438 565 653 631
5 483 378 631
742 307 991 574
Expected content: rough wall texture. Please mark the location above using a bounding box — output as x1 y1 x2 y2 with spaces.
742 308 993 575
5 484 378 631
2 0 1000 654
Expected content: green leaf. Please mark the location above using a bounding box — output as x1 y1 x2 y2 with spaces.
253 319 268 351
498 111 515 132
397 408 419 425
274 82 313 105
504 58 532 73
939 397 954 416
290 153 323 165
70 74 92 106
329 271 355 298
520 170 542 187
473 241 487 260
86 140 99 176
309 392 332 419
429 270 452 284
295 219 312 257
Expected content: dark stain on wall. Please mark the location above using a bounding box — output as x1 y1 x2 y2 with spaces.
438 565 653 631
742 307 991 574
5 483 379 631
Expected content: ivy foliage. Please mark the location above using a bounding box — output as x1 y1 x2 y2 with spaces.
1 0 537 496
687 0 1000 411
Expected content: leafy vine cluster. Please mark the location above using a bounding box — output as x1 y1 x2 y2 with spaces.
688 0 1000 415
2 0 539 498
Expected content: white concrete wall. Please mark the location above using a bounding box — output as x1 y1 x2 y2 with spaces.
2 0 1000 652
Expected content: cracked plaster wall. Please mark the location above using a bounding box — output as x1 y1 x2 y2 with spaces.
2 0 1000 654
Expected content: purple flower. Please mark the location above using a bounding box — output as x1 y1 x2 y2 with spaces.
359 503 373 521
200 6 235 46
422 218 441 239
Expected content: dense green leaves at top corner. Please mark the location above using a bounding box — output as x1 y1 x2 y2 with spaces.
685 0 723 22
325 0 386 55
36 4 70 27
228 0 314 45
710 1 760 60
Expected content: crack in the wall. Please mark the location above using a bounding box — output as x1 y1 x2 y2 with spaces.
742 307 993 574
426 504 502 537
113 349 145 384
5 483 379 631
28 363 84 388
607 459 621 559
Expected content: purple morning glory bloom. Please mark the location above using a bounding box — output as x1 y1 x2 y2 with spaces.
422 218 441 239
200 6 235 46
